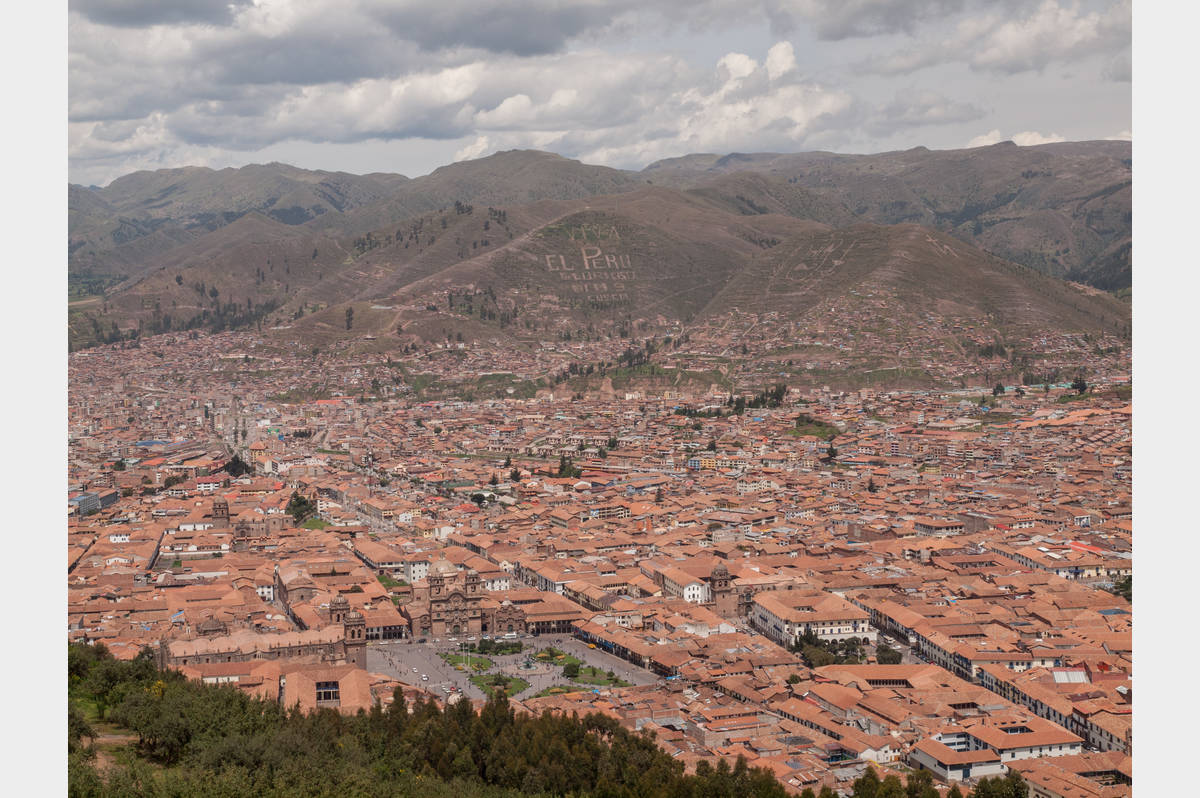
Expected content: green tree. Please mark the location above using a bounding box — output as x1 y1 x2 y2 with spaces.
802 645 835 668
852 765 880 798
345 307 354 330
226 453 251 477
285 491 316 523
1072 375 1088 394
972 771 1029 798
904 769 938 798
84 657 126 720
877 775 906 798
993 383 1005 396
876 642 903 665
68 702 95 752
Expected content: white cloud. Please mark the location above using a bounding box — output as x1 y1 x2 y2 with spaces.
859 0 1131 76
443 45 855 171
967 129 1003 148
67 0 1131 183
764 41 797 80
970 0 1129 74
455 135 494 162
966 129 1067 148
1011 130 1066 146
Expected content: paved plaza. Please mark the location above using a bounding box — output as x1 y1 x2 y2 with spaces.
367 633 661 702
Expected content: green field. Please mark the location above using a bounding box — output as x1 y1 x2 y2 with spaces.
569 666 630 688
377 572 408 589
469 674 529 698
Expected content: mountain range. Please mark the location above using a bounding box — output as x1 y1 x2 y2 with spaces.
67 142 1131 358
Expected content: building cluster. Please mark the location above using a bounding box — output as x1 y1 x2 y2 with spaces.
66 329 1132 797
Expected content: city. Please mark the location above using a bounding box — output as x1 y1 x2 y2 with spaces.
67 326 1132 796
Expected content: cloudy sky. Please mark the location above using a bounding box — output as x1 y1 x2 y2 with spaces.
67 0 1131 186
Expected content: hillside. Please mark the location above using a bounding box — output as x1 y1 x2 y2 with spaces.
68 643 787 798
704 223 1127 334
305 149 645 237
645 140 1132 290
67 145 1133 368
69 143 1132 306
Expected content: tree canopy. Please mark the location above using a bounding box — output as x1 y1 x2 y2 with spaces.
67 643 789 798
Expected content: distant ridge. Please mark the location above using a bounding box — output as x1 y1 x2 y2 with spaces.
67 143 1131 352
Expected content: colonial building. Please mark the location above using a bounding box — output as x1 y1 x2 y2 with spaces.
404 558 491 637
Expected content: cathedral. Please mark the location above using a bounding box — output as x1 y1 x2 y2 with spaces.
404 558 527 637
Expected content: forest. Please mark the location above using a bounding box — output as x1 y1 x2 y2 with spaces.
68 643 1027 798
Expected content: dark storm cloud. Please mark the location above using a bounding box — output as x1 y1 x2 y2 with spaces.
367 0 634 56
69 0 253 28
764 0 966 41
195 28 427 88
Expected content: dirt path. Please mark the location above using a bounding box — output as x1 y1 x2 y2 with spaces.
89 729 138 772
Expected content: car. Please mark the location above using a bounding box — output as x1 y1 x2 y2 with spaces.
467 636 476 641
421 674 429 681
413 667 419 673
587 643 596 649
416 638 427 644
